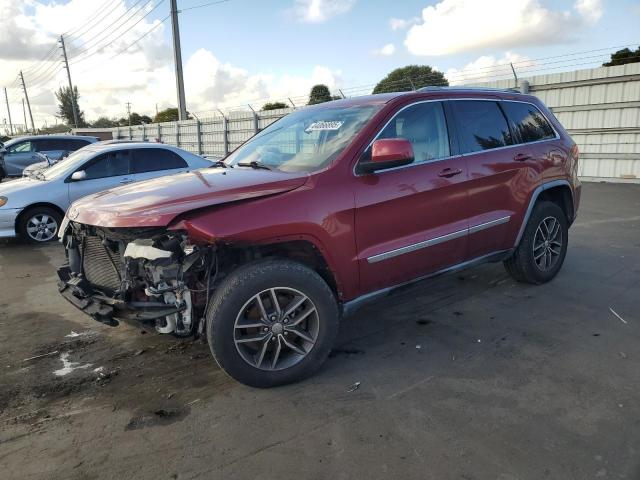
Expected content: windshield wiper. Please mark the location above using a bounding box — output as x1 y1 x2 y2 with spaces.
237 161 272 170
209 160 231 169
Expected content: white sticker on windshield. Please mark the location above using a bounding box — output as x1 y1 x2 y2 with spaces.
305 121 343 132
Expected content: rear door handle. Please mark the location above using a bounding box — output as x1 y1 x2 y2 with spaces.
438 167 462 178
514 153 532 162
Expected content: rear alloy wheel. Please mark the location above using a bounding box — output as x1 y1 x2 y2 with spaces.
504 201 568 284
18 207 62 243
206 259 339 387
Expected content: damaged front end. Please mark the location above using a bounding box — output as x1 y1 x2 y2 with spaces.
57 222 216 336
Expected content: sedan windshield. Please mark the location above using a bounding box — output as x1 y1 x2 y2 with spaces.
225 103 382 173
42 148 96 180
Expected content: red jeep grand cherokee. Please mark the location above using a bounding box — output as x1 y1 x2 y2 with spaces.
58 88 581 387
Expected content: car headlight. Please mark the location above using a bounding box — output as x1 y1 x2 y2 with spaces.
0 197 7 208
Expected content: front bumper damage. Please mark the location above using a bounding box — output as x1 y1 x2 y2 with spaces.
58 222 216 336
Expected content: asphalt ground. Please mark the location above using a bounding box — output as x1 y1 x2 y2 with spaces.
0 181 638 480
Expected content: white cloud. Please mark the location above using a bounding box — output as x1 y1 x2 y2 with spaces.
404 0 604 56
574 0 603 23
287 0 356 23
372 43 396 56
445 52 537 85
389 17 420 30
0 0 343 127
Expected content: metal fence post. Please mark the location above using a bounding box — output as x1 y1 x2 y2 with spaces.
128 125 132 140
115 126 119 140
142 123 146 141
217 110 228 156
157 123 161 143
175 121 180 147
248 104 259 135
196 119 202 155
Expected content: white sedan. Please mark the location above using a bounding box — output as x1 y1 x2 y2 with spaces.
0 143 213 243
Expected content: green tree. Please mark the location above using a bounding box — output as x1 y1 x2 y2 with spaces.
91 116 118 128
39 124 72 134
261 101 288 111
603 46 640 67
55 86 86 127
308 84 333 105
153 107 191 123
373 65 448 94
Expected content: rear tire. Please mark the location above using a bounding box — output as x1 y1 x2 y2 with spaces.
504 201 568 284
17 207 62 244
206 259 339 388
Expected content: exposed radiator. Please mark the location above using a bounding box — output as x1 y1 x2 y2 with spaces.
82 236 122 292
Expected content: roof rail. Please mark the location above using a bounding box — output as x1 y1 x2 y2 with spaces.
417 86 522 93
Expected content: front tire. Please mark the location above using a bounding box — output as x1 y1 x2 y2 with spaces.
504 201 568 284
17 207 62 244
206 259 339 388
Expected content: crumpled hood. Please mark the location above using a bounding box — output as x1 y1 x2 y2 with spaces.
69 167 309 228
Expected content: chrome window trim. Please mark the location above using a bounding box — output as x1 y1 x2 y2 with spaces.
353 97 560 177
366 215 511 264
353 99 452 177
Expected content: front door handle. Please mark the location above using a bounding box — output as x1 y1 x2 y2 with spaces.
438 167 462 178
119 178 133 184
514 153 532 162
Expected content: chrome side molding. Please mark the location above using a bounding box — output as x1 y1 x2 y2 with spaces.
366 215 511 264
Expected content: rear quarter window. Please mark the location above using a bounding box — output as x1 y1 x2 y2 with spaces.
451 101 513 153
132 148 188 173
501 102 556 144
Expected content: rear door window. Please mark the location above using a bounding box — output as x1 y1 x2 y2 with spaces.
451 101 512 153
7 141 33 153
132 148 187 173
377 101 450 163
82 150 131 179
501 102 556 143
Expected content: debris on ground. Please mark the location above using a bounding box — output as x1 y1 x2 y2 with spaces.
329 347 365 358
347 382 361 392
619 352 627 359
416 344 421 350
23 350 59 362
416 319 432 326
609 307 628 324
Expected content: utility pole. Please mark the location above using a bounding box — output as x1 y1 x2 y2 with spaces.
510 62 518 89
126 102 132 126
19 71 35 133
22 99 27 133
169 0 187 120
3 88 13 135
60 35 80 128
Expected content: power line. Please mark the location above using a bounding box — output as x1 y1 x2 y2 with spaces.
68 0 154 60
70 0 167 65
63 0 118 38
181 0 231 12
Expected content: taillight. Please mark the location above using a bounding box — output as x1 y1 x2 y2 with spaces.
570 144 579 162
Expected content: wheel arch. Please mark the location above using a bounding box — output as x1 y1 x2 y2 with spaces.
15 202 66 232
225 238 343 301
514 180 574 247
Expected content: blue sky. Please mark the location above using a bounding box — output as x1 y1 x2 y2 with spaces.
173 0 640 87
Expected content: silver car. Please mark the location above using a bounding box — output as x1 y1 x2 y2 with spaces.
0 143 213 243
22 139 146 177
0 135 99 179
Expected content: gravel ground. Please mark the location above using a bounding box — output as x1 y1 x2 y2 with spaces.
0 182 638 480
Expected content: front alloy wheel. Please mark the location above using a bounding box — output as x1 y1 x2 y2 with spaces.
234 287 319 371
18 207 62 244
207 259 339 388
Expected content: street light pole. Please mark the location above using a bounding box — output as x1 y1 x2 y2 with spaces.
169 0 187 120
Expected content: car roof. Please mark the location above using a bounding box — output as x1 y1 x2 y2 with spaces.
309 87 534 109
5 134 99 143
81 142 180 153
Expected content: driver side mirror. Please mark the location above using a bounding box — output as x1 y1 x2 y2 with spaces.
358 138 414 174
70 170 87 181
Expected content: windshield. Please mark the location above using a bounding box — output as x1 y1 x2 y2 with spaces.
42 148 96 180
225 103 382 172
